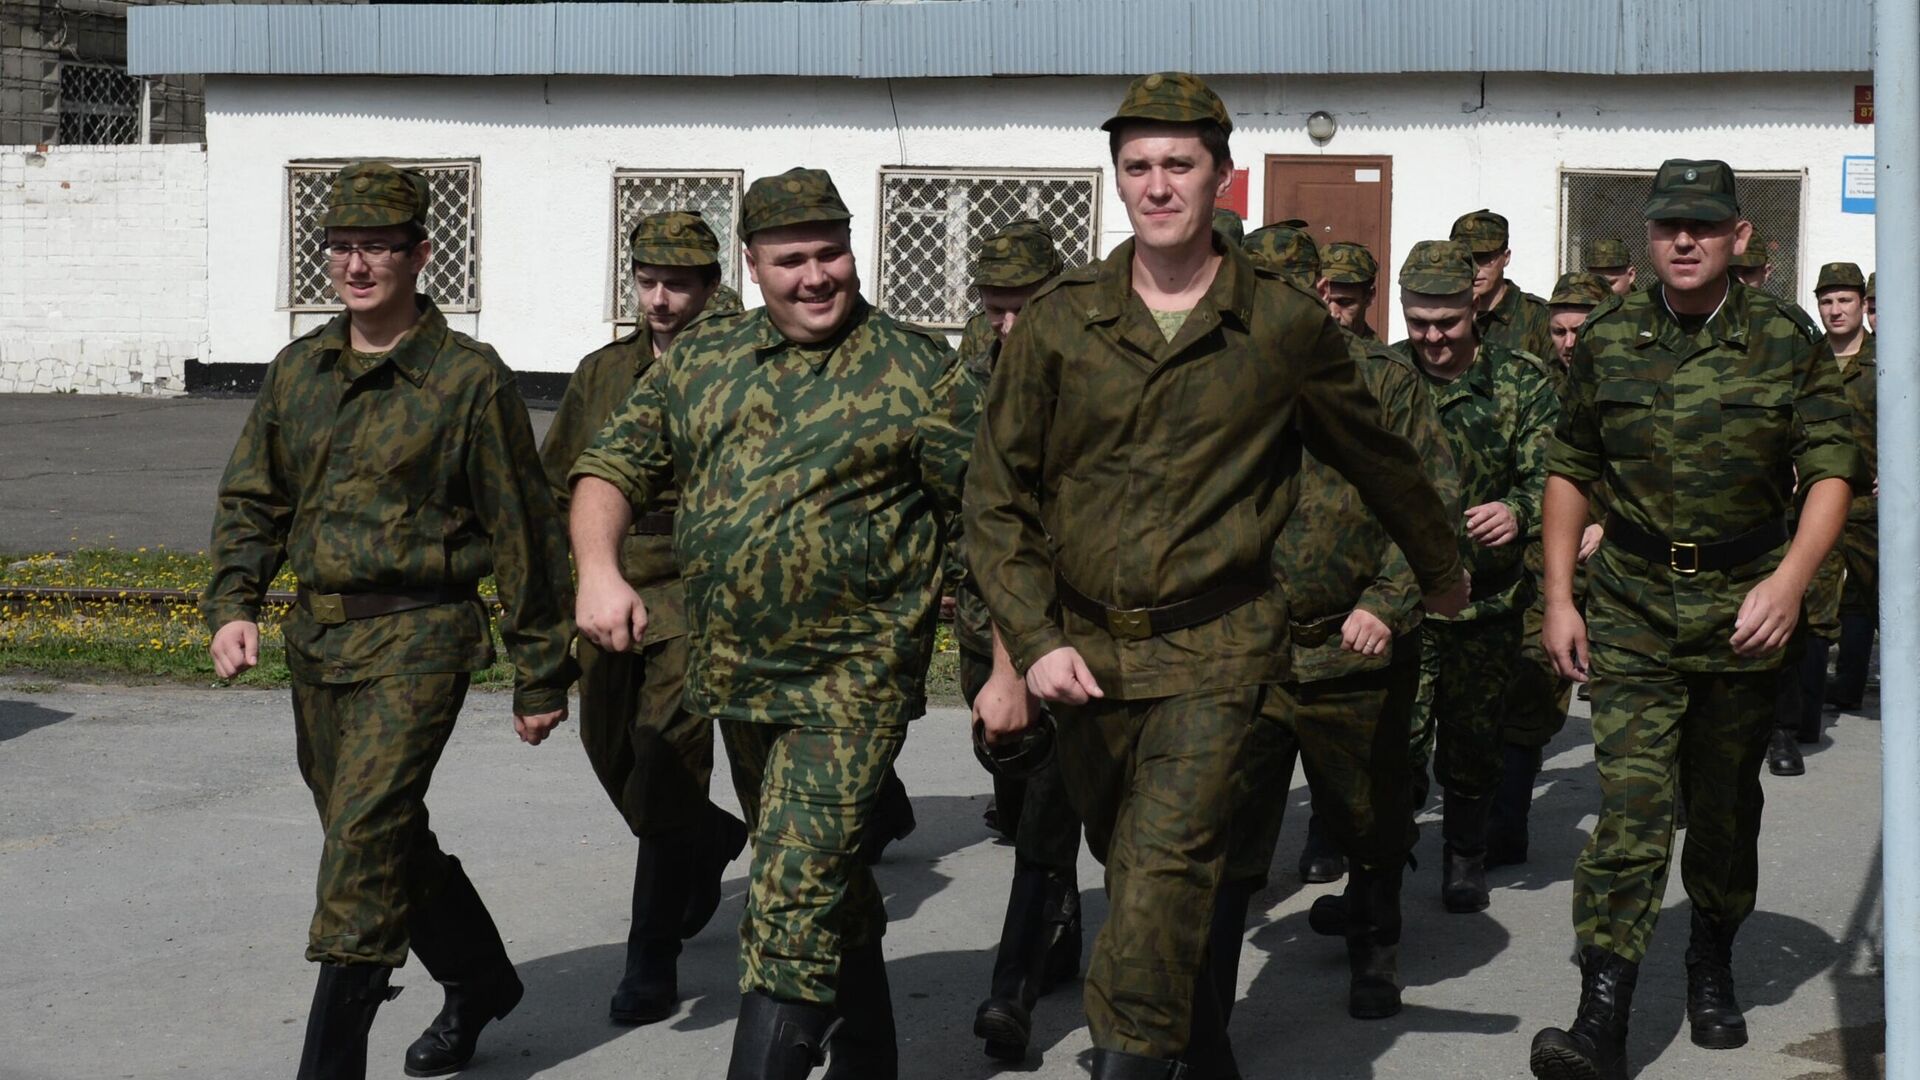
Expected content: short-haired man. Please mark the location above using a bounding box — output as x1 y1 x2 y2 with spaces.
966 72 1466 1077
570 168 978 1079
1728 226 1773 290
1582 238 1637 295
539 210 748 1026
1814 262 1879 715
1532 161 1863 1079
1321 241 1382 342
1451 208 1554 361
205 161 576 1079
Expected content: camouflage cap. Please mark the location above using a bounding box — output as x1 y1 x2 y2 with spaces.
1449 209 1509 254
1101 71 1233 135
972 218 1062 290
1398 239 1477 295
1243 222 1320 288
1729 224 1769 269
628 210 721 268
1814 261 1867 293
321 161 430 229
1583 238 1632 270
1644 159 1739 222
740 167 852 239
1321 241 1379 284
1548 271 1613 309
1868 272 1877 299
1212 209 1245 246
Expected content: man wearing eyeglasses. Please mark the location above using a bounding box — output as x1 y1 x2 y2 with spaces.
204 160 576 1080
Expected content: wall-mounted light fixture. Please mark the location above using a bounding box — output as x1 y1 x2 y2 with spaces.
1307 110 1337 143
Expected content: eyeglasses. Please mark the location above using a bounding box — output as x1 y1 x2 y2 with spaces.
323 240 418 263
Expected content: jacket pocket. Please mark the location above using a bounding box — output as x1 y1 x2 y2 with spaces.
1595 379 1659 460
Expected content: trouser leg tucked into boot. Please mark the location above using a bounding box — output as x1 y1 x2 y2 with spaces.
1441 790 1492 913
822 942 897 1080
1345 865 1403 1019
297 963 399 1080
612 834 688 1025
683 801 750 939
975 863 1049 1061
402 857 524 1077
1039 867 1083 992
726 991 838 1080
1487 744 1542 868
1529 947 1638 1080
1685 910 1748 1049
1090 1048 1191 1079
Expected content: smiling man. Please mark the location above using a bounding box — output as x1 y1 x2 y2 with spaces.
204 161 576 1080
568 168 977 1080
1531 160 1864 1080
965 72 1467 1078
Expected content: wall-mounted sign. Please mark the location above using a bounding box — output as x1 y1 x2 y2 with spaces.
1220 168 1250 217
1856 85 1874 124
1843 155 1875 215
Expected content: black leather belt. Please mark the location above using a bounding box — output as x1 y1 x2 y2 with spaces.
297 585 479 626
1605 516 1788 576
633 511 676 536
1056 572 1268 642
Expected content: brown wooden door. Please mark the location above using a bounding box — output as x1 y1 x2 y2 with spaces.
1264 155 1393 336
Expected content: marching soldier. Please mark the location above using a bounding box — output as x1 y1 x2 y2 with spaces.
204 161 576 1079
1728 225 1774 290
1582 238 1637 296
1814 263 1879 713
1451 209 1555 361
1321 240 1383 342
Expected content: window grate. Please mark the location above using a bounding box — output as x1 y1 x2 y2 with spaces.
286 160 481 312
611 171 743 321
876 169 1101 329
57 63 142 146
1560 168 1806 304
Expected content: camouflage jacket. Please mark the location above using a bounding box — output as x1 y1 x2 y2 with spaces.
1394 340 1560 621
570 299 979 728
964 239 1465 699
1842 334 1877 525
951 310 1000 657
1478 283 1555 364
204 300 576 714
1283 337 1461 682
539 296 744 645
1547 281 1866 672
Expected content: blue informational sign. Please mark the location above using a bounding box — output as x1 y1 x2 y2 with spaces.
1843 155 1875 214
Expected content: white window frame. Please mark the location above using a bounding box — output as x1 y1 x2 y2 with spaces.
283 158 482 313
608 169 745 326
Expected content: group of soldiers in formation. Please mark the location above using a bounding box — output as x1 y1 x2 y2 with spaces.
201 69 1876 1080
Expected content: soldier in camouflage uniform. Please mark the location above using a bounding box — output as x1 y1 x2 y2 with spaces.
1211 208 1245 246
1814 262 1879 712
1728 225 1774 290
965 72 1467 1079
1582 238 1637 296
204 161 577 1080
569 168 978 1080
1452 209 1555 361
1531 161 1864 1080
539 211 751 1026
1393 240 1559 915
1320 241 1382 342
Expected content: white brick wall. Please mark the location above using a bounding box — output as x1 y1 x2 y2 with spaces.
0 145 209 395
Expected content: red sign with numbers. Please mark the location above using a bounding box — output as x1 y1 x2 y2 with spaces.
1857 85 1874 124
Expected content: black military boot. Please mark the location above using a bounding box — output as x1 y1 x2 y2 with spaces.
1089 1048 1191 1078
1829 612 1873 709
684 802 750 938
975 863 1050 1060
1487 744 1542 868
1297 814 1348 884
1178 959 1242 1080
1528 947 1638 1080
1797 637 1831 744
1345 864 1404 1019
611 835 687 1025
296 963 400 1080
1685 911 1749 1049
821 942 896 1079
1039 867 1083 992
402 858 525 1077
1207 879 1256 1025
857 769 917 866
725 991 838 1080
1441 790 1493 913
1766 727 1805 776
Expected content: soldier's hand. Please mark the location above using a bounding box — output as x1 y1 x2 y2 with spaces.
1578 523 1605 563
514 706 569 746
1340 608 1393 657
1421 573 1471 618
1026 646 1105 706
1731 574 1800 657
210 620 260 679
1542 599 1590 682
576 571 648 653
973 667 1038 745
1464 501 1520 547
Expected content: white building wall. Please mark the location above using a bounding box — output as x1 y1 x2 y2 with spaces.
0 144 208 394
200 70 1875 373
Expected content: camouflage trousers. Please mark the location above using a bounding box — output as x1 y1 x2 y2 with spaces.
1841 518 1878 618
1409 614 1522 810
719 719 904 1005
577 636 713 838
962 647 1083 872
292 672 465 966
1055 684 1263 1057
1226 642 1420 887
1575 644 1775 964
1503 595 1575 752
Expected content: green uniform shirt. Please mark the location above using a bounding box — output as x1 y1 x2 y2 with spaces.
1546 281 1867 671
570 300 979 729
204 300 577 714
1841 334 1877 526
952 310 1000 658
1282 338 1461 682
1478 283 1555 363
964 239 1465 699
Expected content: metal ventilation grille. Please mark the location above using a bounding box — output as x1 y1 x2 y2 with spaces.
57 63 141 146
286 160 481 312
611 171 743 321
876 169 1101 329
1560 168 1806 303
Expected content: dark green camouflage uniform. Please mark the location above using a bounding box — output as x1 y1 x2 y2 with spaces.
1453 209 1555 362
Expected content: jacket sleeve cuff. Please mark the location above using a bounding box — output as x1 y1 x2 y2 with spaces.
512 684 570 716
569 451 650 508
1004 624 1071 678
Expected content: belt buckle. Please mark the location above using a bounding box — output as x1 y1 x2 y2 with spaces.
1669 541 1700 576
1106 607 1152 641
307 592 347 625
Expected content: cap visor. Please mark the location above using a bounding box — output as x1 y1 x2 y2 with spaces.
1643 198 1738 223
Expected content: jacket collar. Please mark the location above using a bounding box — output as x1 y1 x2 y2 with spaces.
317 296 449 386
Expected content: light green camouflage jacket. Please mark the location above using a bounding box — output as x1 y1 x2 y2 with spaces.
1478 283 1555 365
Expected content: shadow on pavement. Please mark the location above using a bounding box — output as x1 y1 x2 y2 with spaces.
0 699 73 743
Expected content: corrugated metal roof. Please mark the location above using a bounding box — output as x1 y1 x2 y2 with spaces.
128 0 1875 79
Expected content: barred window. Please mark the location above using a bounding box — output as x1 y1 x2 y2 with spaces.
1560 168 1806 303
57 63 142 146
876 169 1102 329
285 161 480 311
610 170 744 322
